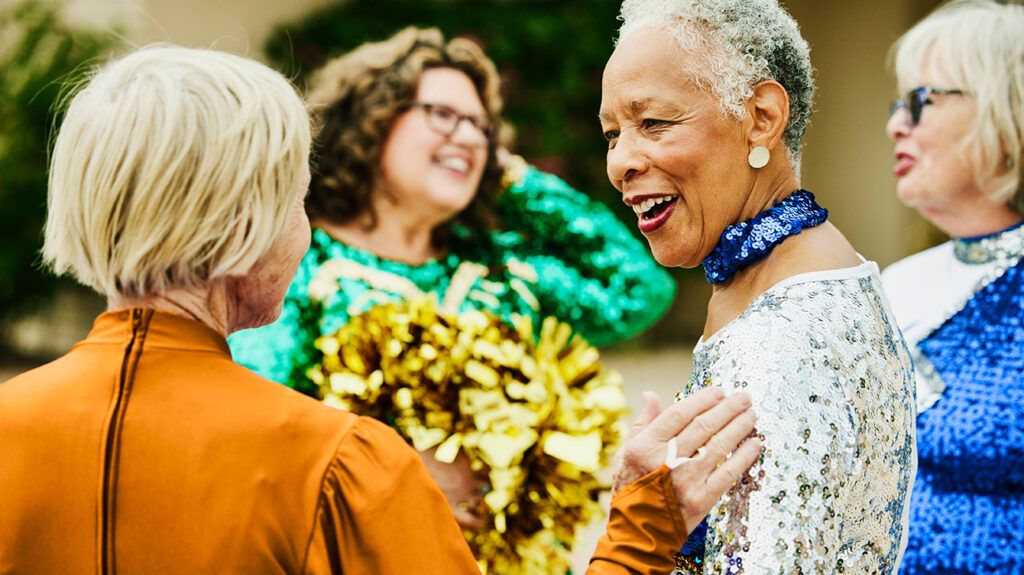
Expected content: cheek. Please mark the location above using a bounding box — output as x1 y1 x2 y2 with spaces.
383 124 434 171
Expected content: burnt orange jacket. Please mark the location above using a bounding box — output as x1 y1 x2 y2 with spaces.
0 309 687 574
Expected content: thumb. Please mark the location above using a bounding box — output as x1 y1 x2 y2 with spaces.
628 391 662 438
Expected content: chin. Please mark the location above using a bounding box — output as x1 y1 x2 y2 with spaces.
895 183 927 209
426 193 475 216
236 303 283 332
227 276 287 333
648 241 698 269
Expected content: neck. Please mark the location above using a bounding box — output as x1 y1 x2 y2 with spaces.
737 166 801 222
316 194 446 264
927 201 1024 239
107 282 235 337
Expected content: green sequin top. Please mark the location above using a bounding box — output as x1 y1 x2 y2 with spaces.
228 166 676 393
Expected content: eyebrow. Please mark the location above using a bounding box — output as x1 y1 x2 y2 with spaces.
598 98 655 123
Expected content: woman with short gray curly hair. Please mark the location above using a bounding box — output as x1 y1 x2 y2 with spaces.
601 0 916 572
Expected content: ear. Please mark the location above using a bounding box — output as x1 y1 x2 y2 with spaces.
745 80 790 151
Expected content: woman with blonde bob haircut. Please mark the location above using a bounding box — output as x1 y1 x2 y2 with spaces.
881 1 1024 573
0 44 762 575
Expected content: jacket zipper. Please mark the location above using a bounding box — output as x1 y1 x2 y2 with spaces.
99 308 150 575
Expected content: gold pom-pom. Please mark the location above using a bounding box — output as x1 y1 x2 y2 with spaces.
310 298 628 574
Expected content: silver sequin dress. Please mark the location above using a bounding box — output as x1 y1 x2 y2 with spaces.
676 262 916 575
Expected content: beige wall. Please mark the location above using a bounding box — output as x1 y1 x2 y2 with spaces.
57 0 335 60
788 0 942 267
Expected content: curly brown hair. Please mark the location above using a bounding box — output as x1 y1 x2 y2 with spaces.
306 27 505 245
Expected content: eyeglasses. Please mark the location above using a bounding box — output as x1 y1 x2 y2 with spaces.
889 86 966 127
408 102 495 141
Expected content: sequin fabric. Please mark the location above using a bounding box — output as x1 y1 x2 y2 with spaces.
701 191 829 285
898 224 1024 575
952 221 1024 264
675 265 916 575
228 165 676 394
907 222 1024 412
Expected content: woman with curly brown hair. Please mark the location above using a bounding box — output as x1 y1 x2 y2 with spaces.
228 25 675 541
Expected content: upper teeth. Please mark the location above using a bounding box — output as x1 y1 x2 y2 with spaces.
438 157 469 173
632 196 675 215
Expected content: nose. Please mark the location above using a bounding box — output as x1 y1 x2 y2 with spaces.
606 134 648 191
449 118 488 148
886 107 911 141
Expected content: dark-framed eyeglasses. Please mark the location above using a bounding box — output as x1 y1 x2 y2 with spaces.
407 102 495 141
889 86 967 127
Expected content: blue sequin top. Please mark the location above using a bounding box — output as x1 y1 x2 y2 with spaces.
228 165 676 393
883 222 1024 575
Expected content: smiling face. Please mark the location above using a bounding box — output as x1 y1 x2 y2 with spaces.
376 67 489 225
885 57 981 233
600 27 754 268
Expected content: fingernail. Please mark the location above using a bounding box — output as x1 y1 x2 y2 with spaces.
733 391 752 407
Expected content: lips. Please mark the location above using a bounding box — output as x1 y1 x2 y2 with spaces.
893 152 915 178
433 152 473 177
625 195 679 234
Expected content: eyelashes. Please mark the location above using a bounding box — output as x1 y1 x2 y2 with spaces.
601 118 673 149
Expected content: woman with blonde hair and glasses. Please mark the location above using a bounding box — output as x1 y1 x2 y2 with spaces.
0 43 761 574
881 1 1024 573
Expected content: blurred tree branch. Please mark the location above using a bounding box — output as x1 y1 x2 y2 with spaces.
0 1 116 328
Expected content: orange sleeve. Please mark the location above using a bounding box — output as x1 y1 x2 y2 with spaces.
302 417 481 575
587 465 688 575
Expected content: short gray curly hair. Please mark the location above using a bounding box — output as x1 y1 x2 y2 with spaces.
618 0 814 170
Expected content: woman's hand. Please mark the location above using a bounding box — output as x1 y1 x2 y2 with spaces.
612 387 761 534
418 447 489 531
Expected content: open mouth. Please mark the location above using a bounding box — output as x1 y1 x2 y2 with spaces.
434 154 471 175
631 196 679 233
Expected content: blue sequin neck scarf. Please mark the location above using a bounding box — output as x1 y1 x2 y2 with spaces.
701 190 829 285
952 220 1024 264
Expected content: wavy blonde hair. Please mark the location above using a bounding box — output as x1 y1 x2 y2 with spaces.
43 44 311 297
305 27 504 243
892 0 1024 212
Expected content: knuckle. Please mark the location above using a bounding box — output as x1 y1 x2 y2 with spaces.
693 414 717 437
704 435 727 456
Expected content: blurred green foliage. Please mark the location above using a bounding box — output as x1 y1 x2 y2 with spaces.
0 1 115 322
265 0 633 240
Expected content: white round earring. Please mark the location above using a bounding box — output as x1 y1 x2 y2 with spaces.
748 146 770 169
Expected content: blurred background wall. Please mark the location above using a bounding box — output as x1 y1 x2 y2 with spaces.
0 0 944 371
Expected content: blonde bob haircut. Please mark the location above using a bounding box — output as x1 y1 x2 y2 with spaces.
892 0 1024 213
44 44 312 298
